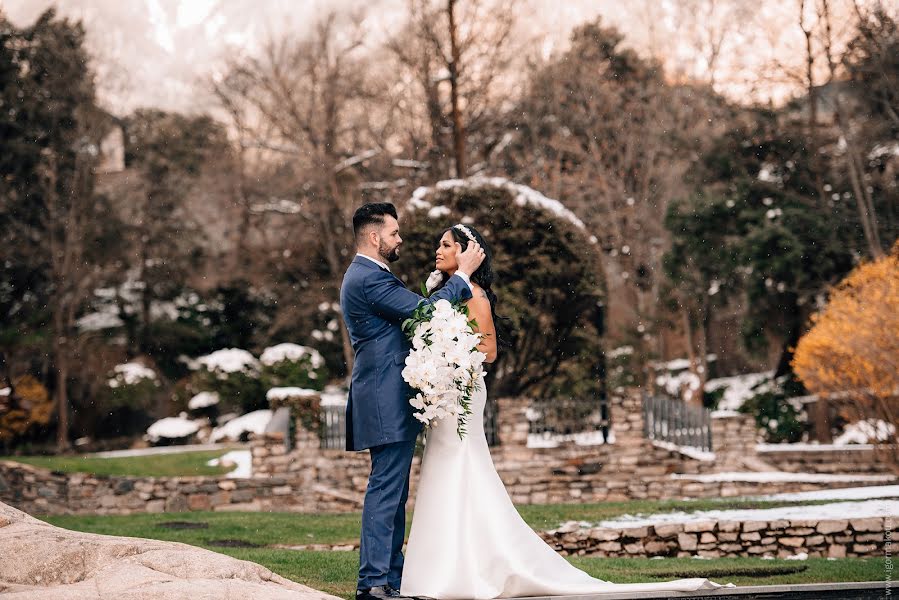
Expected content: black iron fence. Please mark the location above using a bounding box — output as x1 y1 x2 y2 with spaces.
320 405 347 449
310 397 609 449
527 397 611 445
318 403 499 448
642 394 712 452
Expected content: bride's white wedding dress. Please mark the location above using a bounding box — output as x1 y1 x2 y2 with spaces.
400 374 723 599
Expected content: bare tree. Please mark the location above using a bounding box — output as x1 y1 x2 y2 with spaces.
818 0 885 258
447 0 466 177
386 0 522 179
41 116 119 451
213 11 378 372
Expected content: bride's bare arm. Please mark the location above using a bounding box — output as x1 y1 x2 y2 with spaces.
466 286 497 363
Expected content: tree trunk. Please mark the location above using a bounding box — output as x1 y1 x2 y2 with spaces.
447 0 466 178
811 398 832 443
819 0 883 258
53 307 71 452
324 171 355 374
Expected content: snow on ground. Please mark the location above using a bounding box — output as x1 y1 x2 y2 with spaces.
705 371 774 411
651 440 716 462
108 361 157 387
194 348 260 374
527 430 615 448
834 419 895 445
206 449 252 478
210 410 272 442
593 499 899 530
266 387 319 401
146 416 200 443
671 471 895 483
754 485 899 502
188 391 220 409
650 365 777 413
757 442 874 451
259 343 324 368
89 443 229 458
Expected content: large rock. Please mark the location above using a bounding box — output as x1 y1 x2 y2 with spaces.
0 501 340 600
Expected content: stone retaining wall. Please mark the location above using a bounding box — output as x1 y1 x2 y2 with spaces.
540 516 891 559
0 460 364 516
757 444 892 474
2 389 893 516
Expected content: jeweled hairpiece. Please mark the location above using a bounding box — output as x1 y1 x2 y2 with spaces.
453 223 477 243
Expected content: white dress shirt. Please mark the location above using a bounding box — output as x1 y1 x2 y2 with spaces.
355 253 472 290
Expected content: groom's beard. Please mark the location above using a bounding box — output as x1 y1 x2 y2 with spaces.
379 240 401 263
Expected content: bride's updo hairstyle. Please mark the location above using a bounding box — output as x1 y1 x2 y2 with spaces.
434 224 512 348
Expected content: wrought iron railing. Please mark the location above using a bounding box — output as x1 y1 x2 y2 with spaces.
320 405 347 449
527 397 611 445
642 394 712 452
317 403 499 448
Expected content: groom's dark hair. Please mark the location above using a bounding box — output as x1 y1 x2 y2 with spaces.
353 202 398 245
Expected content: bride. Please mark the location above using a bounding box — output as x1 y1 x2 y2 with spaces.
400 223 722 599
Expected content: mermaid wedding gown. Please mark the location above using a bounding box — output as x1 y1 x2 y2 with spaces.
400 374 722 599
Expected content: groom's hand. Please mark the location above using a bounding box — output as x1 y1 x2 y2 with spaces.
456 241 486 277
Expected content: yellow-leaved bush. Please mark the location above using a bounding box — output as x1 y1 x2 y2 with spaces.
792 239 899 438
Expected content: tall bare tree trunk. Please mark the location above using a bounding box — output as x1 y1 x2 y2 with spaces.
52 307 71 451
820 0 884 259
447 0 466 178
799 0 827 204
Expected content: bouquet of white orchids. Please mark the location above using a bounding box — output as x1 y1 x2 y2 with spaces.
401 295 486 439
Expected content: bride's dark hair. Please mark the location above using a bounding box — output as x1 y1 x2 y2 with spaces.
435 224 512 349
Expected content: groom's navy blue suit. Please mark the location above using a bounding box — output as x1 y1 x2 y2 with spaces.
340 254 472 590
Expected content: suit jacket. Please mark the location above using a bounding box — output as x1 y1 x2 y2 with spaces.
340 256 473 451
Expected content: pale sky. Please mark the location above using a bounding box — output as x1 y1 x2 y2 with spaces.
1 0 875 114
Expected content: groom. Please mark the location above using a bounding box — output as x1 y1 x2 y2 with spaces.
340 202 484 600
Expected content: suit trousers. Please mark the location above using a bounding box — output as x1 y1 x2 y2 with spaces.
357 438 417 590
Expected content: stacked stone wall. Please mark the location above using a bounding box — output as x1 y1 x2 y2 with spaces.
1 388 893 516
540 516 890 559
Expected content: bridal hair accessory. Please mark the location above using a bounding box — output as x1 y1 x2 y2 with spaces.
453 223 477 244
426 224 479 294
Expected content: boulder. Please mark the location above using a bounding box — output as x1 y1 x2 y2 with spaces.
0 501 340 600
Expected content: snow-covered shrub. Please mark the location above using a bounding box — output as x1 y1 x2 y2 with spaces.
145 414 200 445
99 361 161 412
210 409 273 442
187 390 221 425
399 177 604 398
190 348 266 413
151 282 278 379
739 375 808 443
259 343 328 391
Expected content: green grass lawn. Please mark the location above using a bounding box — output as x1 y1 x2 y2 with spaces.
1 449 235 477
41 503 888 599
148 548 895 600
44 497 859 547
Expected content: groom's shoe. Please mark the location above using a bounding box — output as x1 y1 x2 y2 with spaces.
385 585 428 600
356 585 415 600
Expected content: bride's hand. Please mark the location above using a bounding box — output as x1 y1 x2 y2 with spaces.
456 241 485 277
